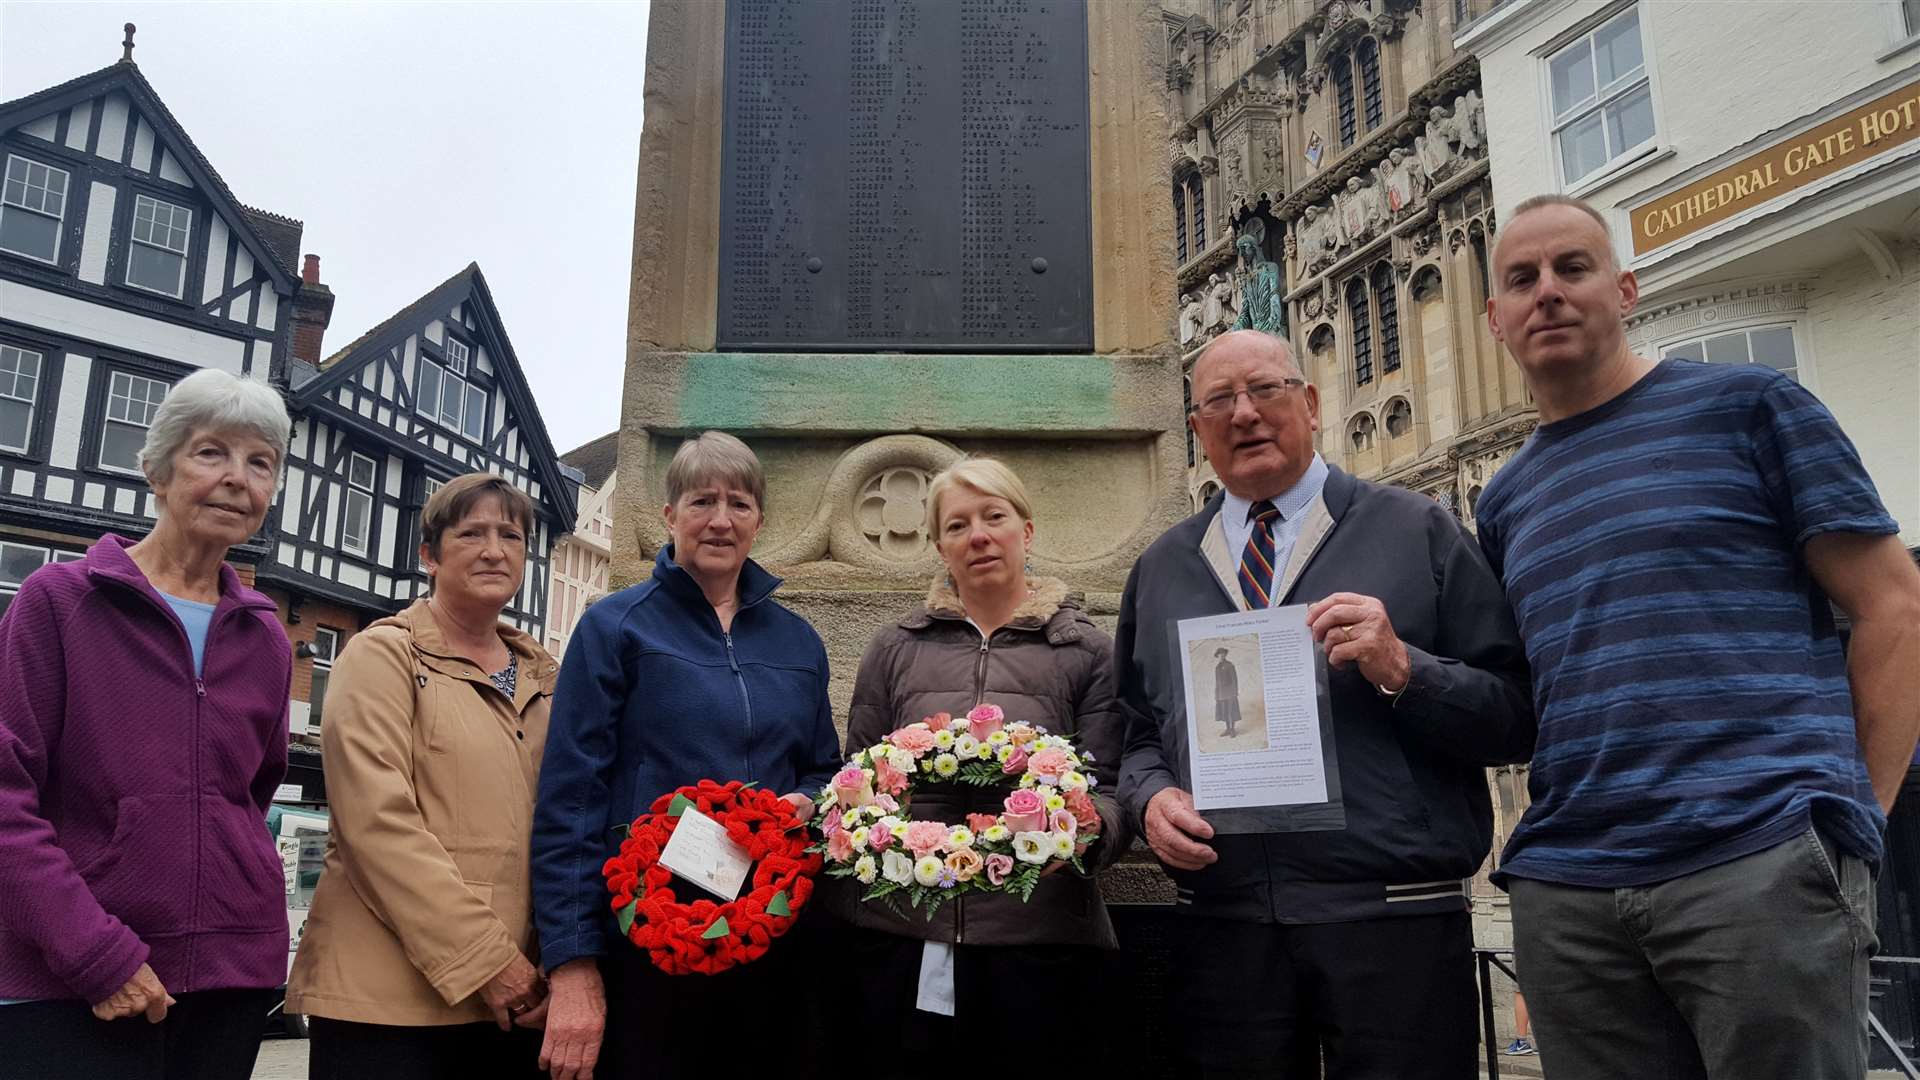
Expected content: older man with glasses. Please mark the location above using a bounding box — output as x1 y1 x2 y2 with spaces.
1116 329 1534 1079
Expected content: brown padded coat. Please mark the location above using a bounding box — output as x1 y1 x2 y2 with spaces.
286 601 555 1026
832 577 1128 949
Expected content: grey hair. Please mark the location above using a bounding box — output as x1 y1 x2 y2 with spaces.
664 431 767 514
140 368 293 488
1497 193 1619 270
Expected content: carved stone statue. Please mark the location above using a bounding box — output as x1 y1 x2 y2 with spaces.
1454 90 1486 152
1298 203 1340 276
1179 292 1205 345
1204 272 1239 331
1384 147 1426 214
1338 175 1383 245
1225 145 1249 204
1230 220 1285 337
1419 105 1460 179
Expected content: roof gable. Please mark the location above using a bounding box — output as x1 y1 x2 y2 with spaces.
0 62 299 294
293 263 579 526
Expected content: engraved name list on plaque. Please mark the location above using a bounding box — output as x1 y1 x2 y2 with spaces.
717 0 1093 351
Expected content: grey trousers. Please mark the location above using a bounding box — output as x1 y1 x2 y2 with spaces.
1510 825 1877 1080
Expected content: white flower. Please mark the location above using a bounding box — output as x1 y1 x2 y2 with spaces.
913 855 945 886
868 743 890 762
933 729 955 750
1060 771 1088 792
954 733 982 759
932 753 960 778
887 747 916 774
878 815 904 833
1051 831 1076 858
1035 735 1062 750
996 744 1016 764
850 827 870 850
1013 831 1052 865
1043 791 1067 813
947 827 975 850
986 730 1010 747
982 824 1011 843
841 807 864 828
882 850 914 885
854 855 878 884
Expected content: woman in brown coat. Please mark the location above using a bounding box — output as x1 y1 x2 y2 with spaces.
286 474 557 1080
837 458 1129 1077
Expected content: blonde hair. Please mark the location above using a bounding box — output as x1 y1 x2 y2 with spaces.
665 431 767 514
420 472 535 559
924 457 1034 536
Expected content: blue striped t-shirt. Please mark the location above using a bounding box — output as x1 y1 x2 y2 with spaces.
1478 359 1899 888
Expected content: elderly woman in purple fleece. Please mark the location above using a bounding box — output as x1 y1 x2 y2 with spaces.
0 368 295 1080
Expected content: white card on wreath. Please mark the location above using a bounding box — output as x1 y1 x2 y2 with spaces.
657 806 753 901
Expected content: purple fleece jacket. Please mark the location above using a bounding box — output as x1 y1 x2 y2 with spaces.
0 535 290 1004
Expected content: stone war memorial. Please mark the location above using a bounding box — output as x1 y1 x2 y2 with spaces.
614 0 1184 714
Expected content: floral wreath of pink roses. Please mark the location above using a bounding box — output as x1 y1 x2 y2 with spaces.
810 703 1102 918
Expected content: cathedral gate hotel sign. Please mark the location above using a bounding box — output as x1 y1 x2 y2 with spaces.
1629 75 1920 257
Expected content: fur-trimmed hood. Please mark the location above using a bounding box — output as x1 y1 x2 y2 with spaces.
900 575 1089 645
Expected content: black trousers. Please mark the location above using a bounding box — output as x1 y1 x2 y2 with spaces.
598 912 824 1080
1169 911 1479 1080
840 930 1117 1079
0 988 273 1080
307 1016 545 1080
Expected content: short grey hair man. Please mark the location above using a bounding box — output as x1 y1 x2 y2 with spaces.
139 369 292 490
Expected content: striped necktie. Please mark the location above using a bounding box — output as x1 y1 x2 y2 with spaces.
1238 500 1281 609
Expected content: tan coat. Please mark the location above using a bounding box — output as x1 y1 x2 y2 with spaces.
286 600 555 1026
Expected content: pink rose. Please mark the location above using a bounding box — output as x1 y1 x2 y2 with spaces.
888 726 936 754
925 711 952 732
826 829 855 862
1065 789 1101 831
1000 746 1029 776
822 807 844 834
874 793 900 814
831 766 874 809
1003 789 1046 834
966 813 1000 834
874 757 909 796
867 820 895 852
905 820 948 858
1029 747 1071 778
966 703 1006 739
985 853 1015 886
1051 808 1078 837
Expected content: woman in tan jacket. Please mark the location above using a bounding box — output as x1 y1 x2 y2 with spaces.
287 473 557 1080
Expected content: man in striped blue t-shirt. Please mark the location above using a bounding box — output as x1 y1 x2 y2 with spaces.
1478 195 1920 1080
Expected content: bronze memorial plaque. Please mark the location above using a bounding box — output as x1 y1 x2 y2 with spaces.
718 0 1093 351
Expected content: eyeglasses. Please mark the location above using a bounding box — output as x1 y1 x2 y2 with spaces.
1189 379 1305 419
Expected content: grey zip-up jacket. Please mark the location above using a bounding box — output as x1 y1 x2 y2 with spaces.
1117 465 1534 923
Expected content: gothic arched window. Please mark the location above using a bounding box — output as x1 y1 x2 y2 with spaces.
1350 414 1377 453
1332 58 1357 148
1347 277 1373 386
1358 39 1384 130
1189 175 1207 253
1175 184 1190 264
1373 263 1402 374
1174 174 1206 264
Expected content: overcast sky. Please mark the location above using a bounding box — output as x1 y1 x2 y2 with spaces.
0 0 650 457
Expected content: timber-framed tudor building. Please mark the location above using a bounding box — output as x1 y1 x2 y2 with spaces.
0 52 579 798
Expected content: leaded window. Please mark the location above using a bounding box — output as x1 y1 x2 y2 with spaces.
1332 59 1357 148
1348 278 1373 386
1373 264 1401 374
0 344 43 453
1174 184 1190 264
1 155 68 263
1359 39 1384 131
101 370 169 473
1189 175 1206 250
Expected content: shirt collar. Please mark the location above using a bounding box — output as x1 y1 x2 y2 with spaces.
1222 453 1328 526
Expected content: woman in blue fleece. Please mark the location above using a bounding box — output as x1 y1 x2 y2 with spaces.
529 431 840 1080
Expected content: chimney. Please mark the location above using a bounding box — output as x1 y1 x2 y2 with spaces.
291 254 335 365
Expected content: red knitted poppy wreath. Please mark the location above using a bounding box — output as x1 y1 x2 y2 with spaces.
602 780 821 976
